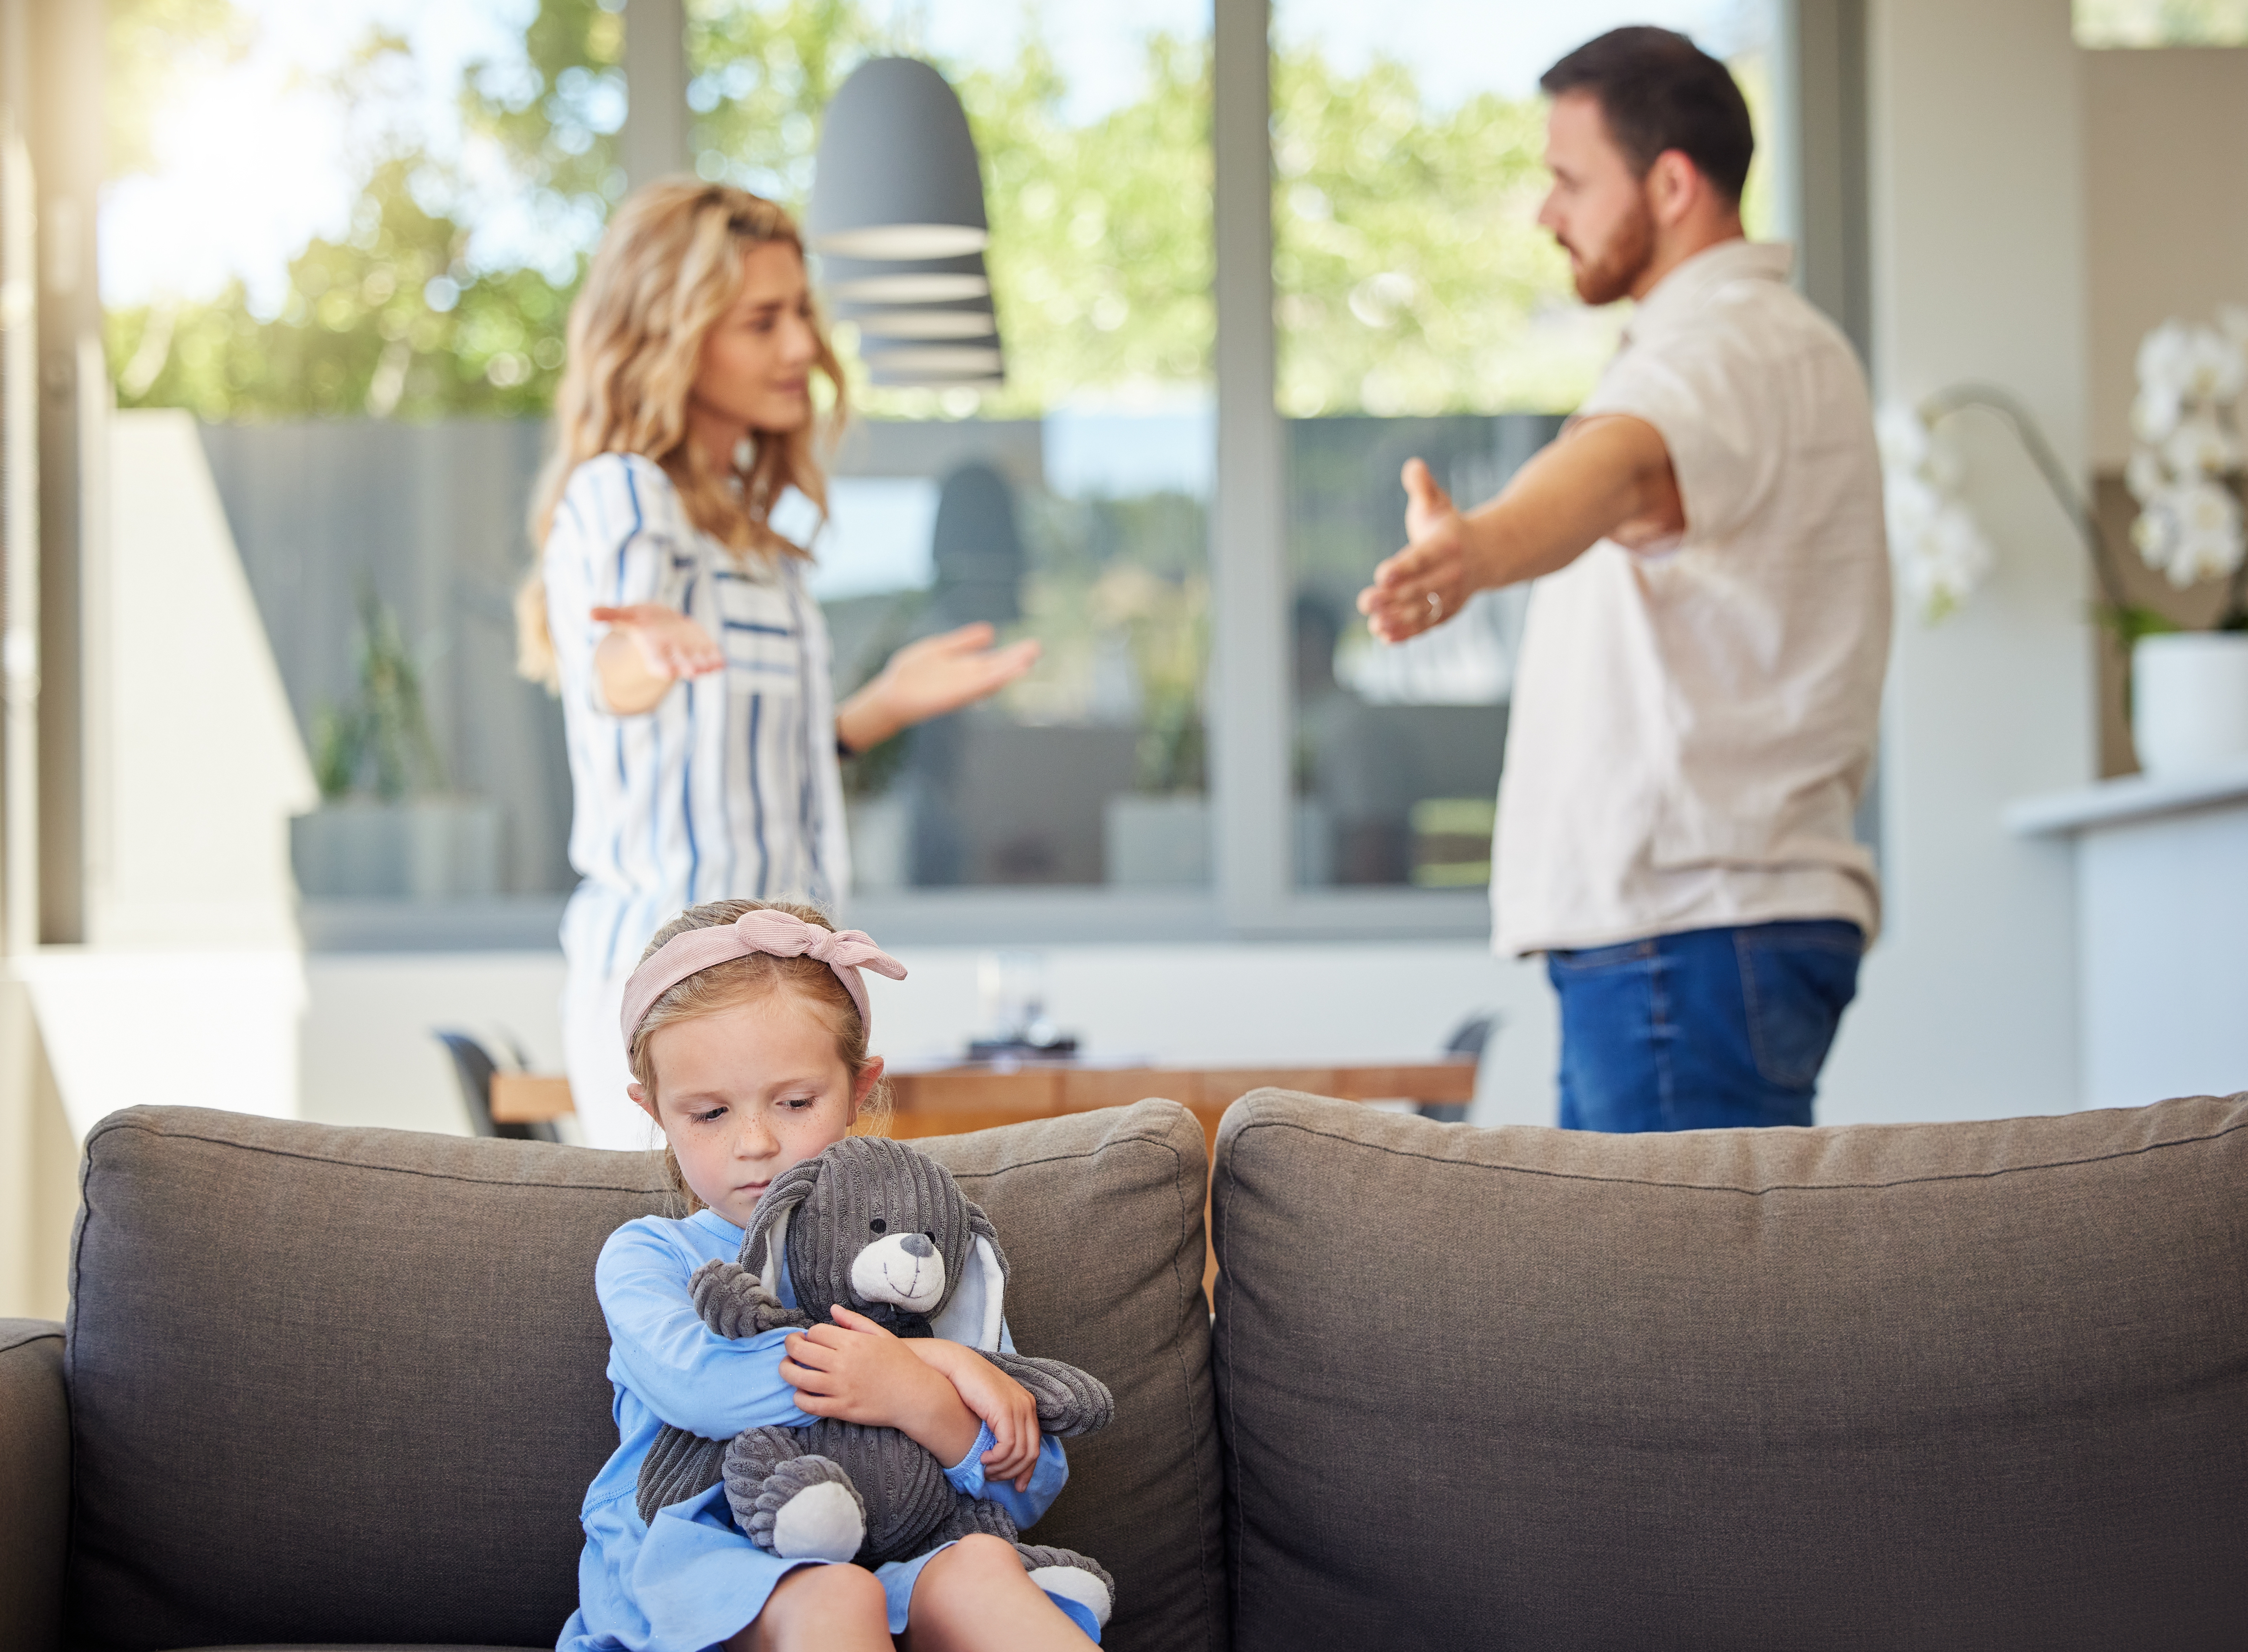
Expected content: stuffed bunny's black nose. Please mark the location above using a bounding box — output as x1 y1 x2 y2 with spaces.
901 1232 934 1258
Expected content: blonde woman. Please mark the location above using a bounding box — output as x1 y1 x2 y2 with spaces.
521 182 1037 1149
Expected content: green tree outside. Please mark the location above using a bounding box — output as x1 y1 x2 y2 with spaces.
107 0 1757 425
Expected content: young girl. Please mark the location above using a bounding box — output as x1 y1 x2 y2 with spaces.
517 181 1039 1151
557 898 1100 1652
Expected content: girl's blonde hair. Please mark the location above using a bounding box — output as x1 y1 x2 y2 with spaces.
628 897 893 1214
516 181 849 688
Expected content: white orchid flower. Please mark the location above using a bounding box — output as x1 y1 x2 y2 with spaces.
2132 498 2180 569
1874 402 1931 473
2175 529 2243 586
2185 325 2247 403
1929 501 1996 588
2177 476 2241 538
1883 470 1938 532
2162 410 2241 478
2135 319 2195 396
2130 385 2184 444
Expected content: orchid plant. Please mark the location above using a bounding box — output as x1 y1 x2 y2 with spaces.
1878 315 2248 633
1877 384 2132 630
1878 401 1997 623
2125 311 2248 618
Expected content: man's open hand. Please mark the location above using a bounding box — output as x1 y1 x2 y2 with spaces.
1357 459 1474 644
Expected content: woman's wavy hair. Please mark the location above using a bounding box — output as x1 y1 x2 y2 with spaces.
627 898 893 1215
516 181 848 688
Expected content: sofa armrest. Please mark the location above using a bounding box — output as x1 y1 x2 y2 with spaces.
0 1319 67 1652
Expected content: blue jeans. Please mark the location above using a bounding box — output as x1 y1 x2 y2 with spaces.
1545 920 1863 1132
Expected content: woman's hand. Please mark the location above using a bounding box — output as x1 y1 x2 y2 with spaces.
835 622 1041 755
903 1337 1042 1491
590 603 723 715
781 1305 980 1467
1356 459 1477 645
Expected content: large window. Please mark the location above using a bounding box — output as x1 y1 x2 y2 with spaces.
101 0 1801 944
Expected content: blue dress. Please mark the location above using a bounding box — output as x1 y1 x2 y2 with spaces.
557 1208 1080 1651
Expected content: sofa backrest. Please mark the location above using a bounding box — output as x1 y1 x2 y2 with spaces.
66 1100 1223 1652
1211 1090 2248 1652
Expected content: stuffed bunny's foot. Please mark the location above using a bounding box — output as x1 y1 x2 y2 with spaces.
1016 1544 1115 1633
728 1443 867 1563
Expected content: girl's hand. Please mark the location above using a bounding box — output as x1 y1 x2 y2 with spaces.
781 1306 979 1467
591 603 722 714
834 622 1042 754
901 1332 1042 1491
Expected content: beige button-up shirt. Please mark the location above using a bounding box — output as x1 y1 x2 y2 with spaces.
1490 239 1889 957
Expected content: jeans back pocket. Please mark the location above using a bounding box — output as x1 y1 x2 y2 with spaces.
1736 924 1862 1091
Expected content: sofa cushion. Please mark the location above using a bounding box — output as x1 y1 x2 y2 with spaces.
67 1100 1221 1652
919 1103 1228 1652
1211 1090 2248 1652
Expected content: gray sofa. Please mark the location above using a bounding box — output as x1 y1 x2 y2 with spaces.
3 1090 2243 1651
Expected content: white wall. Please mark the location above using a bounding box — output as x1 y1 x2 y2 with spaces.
299 943 1560 1139
92 410 315 948
24 411 318 1140
2081 46 2248 467
1816 0 2096 1122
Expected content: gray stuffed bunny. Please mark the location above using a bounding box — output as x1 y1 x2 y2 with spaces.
635 1136 1116 1629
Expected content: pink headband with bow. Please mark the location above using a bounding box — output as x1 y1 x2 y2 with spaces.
619 908 907 1052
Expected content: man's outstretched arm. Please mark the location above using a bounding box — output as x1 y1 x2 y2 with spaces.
1356 413 1680 644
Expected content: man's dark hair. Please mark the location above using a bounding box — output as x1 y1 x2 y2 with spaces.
1540 26 1754 204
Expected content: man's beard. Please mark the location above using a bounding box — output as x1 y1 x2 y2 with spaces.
1566 198 1655 306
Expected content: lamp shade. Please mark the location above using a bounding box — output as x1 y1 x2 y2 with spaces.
807 58 989 261
820 251 992 307
860 340 1005 378
841 299 997 340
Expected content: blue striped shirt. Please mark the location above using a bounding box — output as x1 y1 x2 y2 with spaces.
545 454 850 979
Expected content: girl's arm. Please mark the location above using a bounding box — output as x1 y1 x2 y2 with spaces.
903 1338 1042 1488
936 1423 1071 1534
786 1309 1075 1529
778 1309 982 1465
597 1226 815 1439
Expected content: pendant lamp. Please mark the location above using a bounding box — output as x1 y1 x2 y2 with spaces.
809 59 1004 388
807 58 989 260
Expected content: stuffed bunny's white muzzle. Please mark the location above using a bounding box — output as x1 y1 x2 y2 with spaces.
850 1230 947 1314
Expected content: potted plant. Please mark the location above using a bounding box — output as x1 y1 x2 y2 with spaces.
1880 313 2248 777
290 584 500 899
2120 312 2248 774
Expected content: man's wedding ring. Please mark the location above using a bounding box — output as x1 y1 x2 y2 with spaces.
1427 591 1443 620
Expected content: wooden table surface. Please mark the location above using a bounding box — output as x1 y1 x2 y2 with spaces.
493 1059 1477 1149
880 1059 1476 1150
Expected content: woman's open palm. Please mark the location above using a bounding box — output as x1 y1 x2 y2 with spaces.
871 622 1041 729
590 603 724 681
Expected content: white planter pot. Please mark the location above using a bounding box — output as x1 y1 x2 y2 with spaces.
2131 633 2248 777
291 798 501 900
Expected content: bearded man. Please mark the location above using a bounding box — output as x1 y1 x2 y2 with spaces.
1357 26 1890 1133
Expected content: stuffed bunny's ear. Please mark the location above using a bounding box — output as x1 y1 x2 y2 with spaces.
741 1158 821 1298
929 1218 1007 1350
